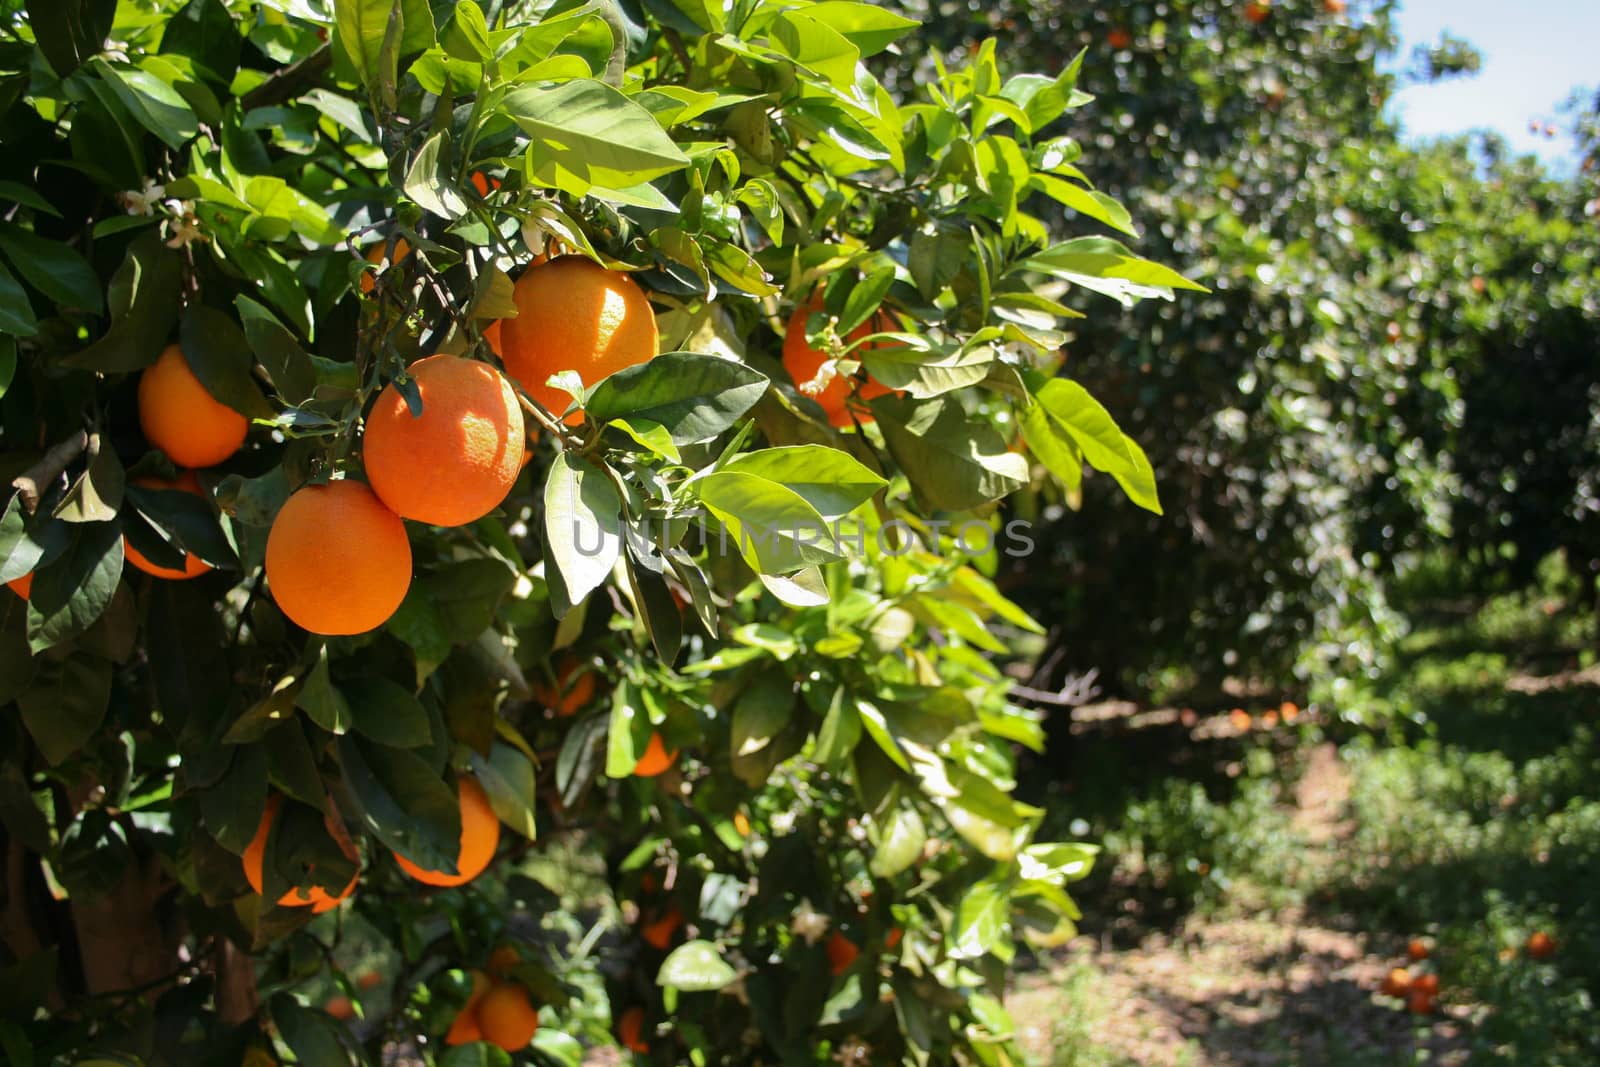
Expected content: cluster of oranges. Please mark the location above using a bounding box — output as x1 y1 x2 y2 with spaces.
1224 700 1300 733
445 946 541 1052
1380 938 1441 1015
532 654 678 776
241 774 500 915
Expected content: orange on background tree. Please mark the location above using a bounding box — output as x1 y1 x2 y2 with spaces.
0 0 1200 1063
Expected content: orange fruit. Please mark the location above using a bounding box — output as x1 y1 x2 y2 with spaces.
1526 931 1555 958
618 1005 649 1053
470 171 500 197
486 946 520 978
640 906 682 951
1244 0 1271 23
1229 709 1252 731
1107 27 1132 49
826 930 859 976
533 655 596 717
632 732 678 778
324 995 354 1020
444 969 491 1046
733 811 751 836
781 296 898 429
1261 710 1279 728
482 319 502 355
1280 700 1299 721
1411 973 1439 996
495 257 658 422
138 344 249 468
1324 0 1345 12
357 971 382 991
1407 938 1429 961
363 355 524 526
125 472 212 580
393 776 500 887
1381 967 1411 997
1406 989 1434 1015
241 795 360 913
360 238 411 295
6 572 32 600
476 983 539 1052
265 480 411 635
886 927 903 950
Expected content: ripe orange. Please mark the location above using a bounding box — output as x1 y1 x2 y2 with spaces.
1381 967 1411 997
618 1005 649 1053
360 238 411 295
393 776 500 887
886 927 903 950
470 171 501 197
265 480 412 635
444 969 491 1046
138 344 249 468
1244 0 1271 23
125 472 212 580
6 573 32 600
487 946 520 978
324 995 354 1020
1107 27 1132 49
1406 989 1435 1015
533 655 596 717
482 319 502 355
495 257 658 422
1526 931 1556 958
1407 938 1429 961
476 983 539 1052
781 296 898 429
241 795 360 913
1261 710 1280 728
1280 700 1299 721
640 906 683 951
357 971 382 990
633 732 678 778
1323 0 1345 12
1229 709 1252 731
1411 973 1439 996
733 811 751 836
363 355 524 526
826 930 859 976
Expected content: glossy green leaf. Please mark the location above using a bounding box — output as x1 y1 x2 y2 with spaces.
544 453 622 613
503 79 690 190
869 395 1028 512
657 940 737 991
586 352 768 445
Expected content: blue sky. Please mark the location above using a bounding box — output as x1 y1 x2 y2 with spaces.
1385 0 1596 175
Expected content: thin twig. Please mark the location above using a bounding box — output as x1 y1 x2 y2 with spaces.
240 45 333 111
10 430 89 514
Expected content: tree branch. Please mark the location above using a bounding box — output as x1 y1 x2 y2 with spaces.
10 430 89 515
241 45 333 111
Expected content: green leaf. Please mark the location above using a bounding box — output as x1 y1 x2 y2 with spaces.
657 940 737 991
91 59 199 150
869 805 925 878
813 688 861 764
692 471 841 575
802 2 918 55
544 453 622 613
123 481 236 568
769 11 860 88
950 879 1009 959
25 0 116 78
441 0 492 62
869 395 1028 512
503 79 690 191
59 232 183 372
470 743 538 841
347 676 433 748
1022 378 1161 514
0 223 104 313
603 680 653 779
16 652 111 765
0 262 37 337
859 338 995 399
53 436 124 524
272 994 352 1067
1028 174 1136 237
1015 237 1206 306
236 296 315 403
26 521 122 653
718 446 885 521
730 672 793 759
296 646 354 734
179 306 276 420
161 0 243 85
586 352 768 445
335 0 435 99
404 131 470 220
337 735 461 873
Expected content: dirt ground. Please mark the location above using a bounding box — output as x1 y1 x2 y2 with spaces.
1009 744 1474 1067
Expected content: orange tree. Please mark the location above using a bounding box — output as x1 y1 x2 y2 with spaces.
0 0 1199 1063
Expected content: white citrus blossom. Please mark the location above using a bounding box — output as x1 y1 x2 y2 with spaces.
790 898 830 945
117 179 165 216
